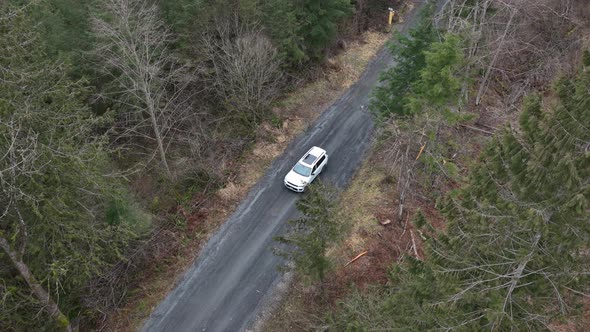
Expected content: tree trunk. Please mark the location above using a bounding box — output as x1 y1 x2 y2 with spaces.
0 237 72 332
501 233 541 313
148 107 172 178
144 87 172 178
397 145 411 225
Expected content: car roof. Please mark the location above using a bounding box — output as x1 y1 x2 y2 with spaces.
299 146 326 166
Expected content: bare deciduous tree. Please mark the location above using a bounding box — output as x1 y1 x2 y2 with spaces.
440 0 590 109
92 0 193 177
201 17 283 125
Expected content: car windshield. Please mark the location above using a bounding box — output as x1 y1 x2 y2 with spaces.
293 162 312 177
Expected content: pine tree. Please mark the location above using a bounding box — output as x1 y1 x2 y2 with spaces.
8 0 97 78
261 0 351 66
431 68 588 331
261 0 306 65
427 67 590 328
329 60 590 331
372 4 438 118
0 6 137 330
378 32 468 185
299 0 352 59
274 182 342 282
406 34 465 117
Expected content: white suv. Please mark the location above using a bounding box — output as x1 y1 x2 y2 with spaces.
284 146 328 192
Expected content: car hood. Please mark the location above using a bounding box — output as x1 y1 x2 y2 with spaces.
284 170 309 186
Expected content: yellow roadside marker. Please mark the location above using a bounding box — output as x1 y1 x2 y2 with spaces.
388 8 396 25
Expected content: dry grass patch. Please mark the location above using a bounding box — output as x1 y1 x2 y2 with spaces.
330 164 384 260
333 31 390 89
278 31 389 122
217 181 243 202
260 276 327 332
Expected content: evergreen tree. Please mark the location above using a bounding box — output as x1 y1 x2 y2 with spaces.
262 0 351 66
0 6 138 330
8 0 96 77
159 0 260 50
160 0 351 67
372 4 438 118
380 32 468 182
159 0 203 37
299 0 352 59
425 67 590 329
275 182 342 281
406 33 465 118
330 61 590 330
261 0 306 65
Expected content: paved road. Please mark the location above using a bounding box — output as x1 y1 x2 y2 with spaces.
141 3 428 331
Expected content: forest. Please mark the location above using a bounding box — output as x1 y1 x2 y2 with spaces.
0 0 392 330
267 0 590 331
1 0 589 331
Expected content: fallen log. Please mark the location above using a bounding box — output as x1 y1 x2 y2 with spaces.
345 251 368 267
459 124 494 135
410 230 420 259
415 144 426 160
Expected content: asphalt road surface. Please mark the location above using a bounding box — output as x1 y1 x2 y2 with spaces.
142 3 428 331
